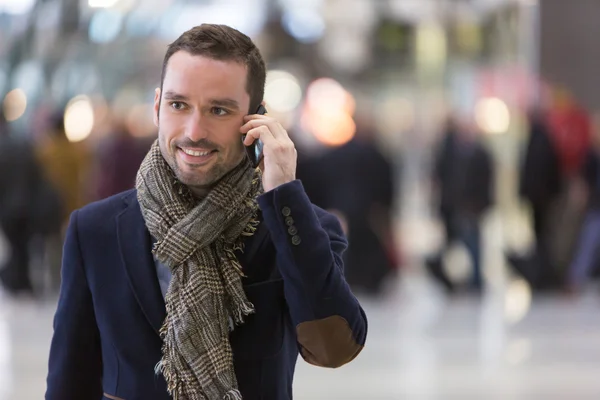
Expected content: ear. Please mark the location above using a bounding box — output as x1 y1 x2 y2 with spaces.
153 88 161 127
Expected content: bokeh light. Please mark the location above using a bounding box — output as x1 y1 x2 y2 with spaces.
264 70 303 113
475 97 510 134
301 110 356 147
281 8 325 44
2 89 27 122
0 0 35 15
302 78 357 146
504 278 532 325
88 0 120 8
64 95 95 142
306 78 355 115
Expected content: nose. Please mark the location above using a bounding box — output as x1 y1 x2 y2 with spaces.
184 112 208 142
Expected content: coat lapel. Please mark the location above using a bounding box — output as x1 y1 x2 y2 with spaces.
117 193 166 336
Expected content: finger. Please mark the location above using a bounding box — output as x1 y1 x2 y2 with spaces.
245 126 297 168
241 117 287 139
243 114 292 141
243 126 276 147
244 114 270 121
240 117 277 133
246 120 288 141
242 115 270 127
242 129 259 146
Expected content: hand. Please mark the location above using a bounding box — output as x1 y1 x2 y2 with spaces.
240 114 297 192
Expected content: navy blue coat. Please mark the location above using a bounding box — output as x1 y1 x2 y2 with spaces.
46 180 367 400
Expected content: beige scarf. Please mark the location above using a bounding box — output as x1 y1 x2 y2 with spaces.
136 141 262 399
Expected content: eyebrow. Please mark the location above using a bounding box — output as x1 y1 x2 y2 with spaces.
208 98 240 111
163 91 189 101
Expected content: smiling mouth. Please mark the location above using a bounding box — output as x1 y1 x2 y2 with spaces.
181 148 215 157
177 147 218 165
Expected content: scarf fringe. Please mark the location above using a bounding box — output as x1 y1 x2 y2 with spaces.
232 301 255 326
159 357 179 399
240 217 260 237
154 360 163 376
156 319 179 397
226 213 260 277
224 389 243 400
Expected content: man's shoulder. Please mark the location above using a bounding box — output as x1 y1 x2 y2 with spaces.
76 189 137 223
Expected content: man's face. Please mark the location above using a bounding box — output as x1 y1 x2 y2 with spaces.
154 51 251 191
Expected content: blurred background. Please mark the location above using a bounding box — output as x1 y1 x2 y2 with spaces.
2 0 600 398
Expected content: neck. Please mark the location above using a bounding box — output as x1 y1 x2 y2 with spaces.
189 185 211 199
185 157 250 200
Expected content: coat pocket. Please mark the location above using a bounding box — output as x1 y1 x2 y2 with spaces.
230 279 286 359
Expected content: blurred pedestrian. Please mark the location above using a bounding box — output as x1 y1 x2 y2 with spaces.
566 112 600 292
427 116 494 294
296 108 399 296
0 109 61 295
36 112 88 290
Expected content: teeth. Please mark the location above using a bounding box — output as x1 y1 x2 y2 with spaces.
182 149 211 157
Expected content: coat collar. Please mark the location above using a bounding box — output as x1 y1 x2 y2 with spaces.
116 191 166 336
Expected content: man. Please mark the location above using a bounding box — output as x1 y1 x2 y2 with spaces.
45 24 367 400
427 116 494 294
0 108 59 295
519 109 561 249
298 115 397 295
566 112 600 292
507 109 562 290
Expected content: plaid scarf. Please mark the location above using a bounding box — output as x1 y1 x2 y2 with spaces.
136 141 262 399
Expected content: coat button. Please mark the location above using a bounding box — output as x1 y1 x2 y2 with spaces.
285 216 294 226
291 235 301 246
281 207 291 217
288 226 298 236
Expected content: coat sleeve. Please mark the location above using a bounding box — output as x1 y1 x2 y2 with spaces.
257 180 368 368
46 210 103 400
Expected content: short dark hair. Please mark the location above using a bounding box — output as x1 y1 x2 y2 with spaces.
160 24 266 113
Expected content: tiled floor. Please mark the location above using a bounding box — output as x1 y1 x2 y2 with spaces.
2 271 600 400
294 280 600 400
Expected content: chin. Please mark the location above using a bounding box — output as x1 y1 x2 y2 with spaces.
173 154 243 188
176 169 216 188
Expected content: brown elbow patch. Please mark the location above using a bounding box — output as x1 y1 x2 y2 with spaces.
104 394 126 400
296 315 363 368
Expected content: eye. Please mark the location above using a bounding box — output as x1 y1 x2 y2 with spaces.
170 101 186 111
211 107 228 116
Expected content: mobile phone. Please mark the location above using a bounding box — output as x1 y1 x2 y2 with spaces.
243 104 267 168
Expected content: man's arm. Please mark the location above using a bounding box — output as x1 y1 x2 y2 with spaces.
46 210 103 400
258 180 367 368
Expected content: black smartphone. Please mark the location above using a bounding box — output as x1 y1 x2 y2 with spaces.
243 104 267 168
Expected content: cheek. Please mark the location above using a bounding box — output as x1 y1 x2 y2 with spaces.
158 129 171 154
216 120 244 151
158 115 180 144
